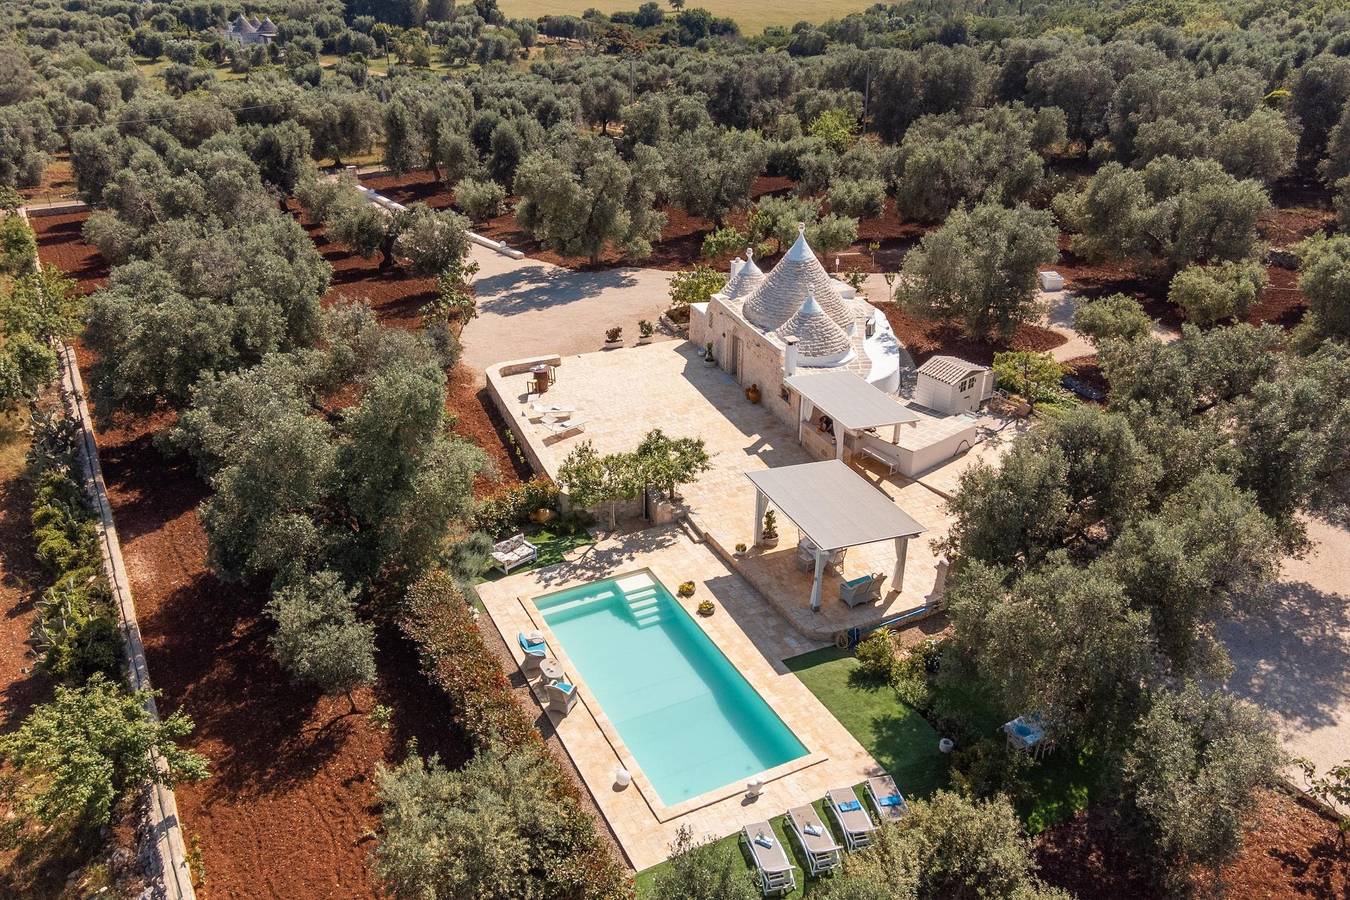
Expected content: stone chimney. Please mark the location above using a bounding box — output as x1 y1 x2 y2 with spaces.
783 336 799 376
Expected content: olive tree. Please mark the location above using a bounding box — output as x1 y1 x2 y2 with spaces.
515 139 665 265
898 203 1058 341
664 127 765 227
266 570 376 707
1168 259 1266 326
1057 157 1269 271
1073 293 1154 346
1296 234 1350 340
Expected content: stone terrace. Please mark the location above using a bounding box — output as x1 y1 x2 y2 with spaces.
489 342 955 639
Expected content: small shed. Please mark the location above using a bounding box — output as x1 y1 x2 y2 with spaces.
913 356 993 415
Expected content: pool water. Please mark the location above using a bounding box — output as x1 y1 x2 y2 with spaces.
538 572 807 806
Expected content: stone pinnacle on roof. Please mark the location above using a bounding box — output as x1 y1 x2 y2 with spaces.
259 16 278 33
722 247 765 300
775 291 852 362
742 224 853 332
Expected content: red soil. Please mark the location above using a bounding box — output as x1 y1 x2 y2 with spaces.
70 393 470 899
1035 789 1349 900
30 212 108 295
1262 177 1337 248
880 304 1067 367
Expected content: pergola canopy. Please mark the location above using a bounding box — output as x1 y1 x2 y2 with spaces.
785 372 920 432
746 459 925 552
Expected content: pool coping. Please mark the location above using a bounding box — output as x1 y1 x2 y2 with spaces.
515 567 829 823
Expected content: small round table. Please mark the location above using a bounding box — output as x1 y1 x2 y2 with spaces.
539 658 564 684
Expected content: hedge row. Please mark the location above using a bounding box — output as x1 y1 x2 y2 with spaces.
28 411 122 684
400 570 632 899
471 476 560 538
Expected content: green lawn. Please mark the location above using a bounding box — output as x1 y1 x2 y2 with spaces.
477 526 595 584
635 645 944 897
786 646 946 799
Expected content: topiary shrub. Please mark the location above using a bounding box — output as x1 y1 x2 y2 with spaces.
855 629 897 682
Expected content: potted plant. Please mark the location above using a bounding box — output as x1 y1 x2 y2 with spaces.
677 581 696 597
604 326 623 348
703 341 716 365
637 320 654 344
745 383 761 404
734 542 747 556
760 509 779 548
697 599 715 617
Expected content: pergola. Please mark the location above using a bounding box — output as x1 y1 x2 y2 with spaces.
785 371 920 460
747 460 927 612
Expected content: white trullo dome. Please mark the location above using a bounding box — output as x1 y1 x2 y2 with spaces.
741 224 852 333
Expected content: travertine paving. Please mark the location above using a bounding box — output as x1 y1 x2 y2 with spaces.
477 527 880 869
492 342 961 637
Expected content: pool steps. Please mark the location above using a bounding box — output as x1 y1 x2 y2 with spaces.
623 585 664 629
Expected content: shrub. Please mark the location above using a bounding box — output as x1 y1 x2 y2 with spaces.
471 478 561 538
668 265 727 308
1073 293 1154 346
455 177 506 220
855 630 897 682
0 213 37 275
1168 260 1267 326
892 640 939 710
0 673 208 833
375 741 628 900
701 226 747 261
653 825 759 900
266 570 376 701
397 571 629 896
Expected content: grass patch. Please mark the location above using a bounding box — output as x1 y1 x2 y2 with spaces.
634 793 867 899
476 526 595 583
786 645 945 798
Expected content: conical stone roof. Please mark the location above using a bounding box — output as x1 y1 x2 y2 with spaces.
776 292 852 361
742 224 852 332
722 249 764 300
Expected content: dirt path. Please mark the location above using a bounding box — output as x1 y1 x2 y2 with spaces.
1223 517 1350 794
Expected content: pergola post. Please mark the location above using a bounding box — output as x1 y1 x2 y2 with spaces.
753 490 767 545
892 536 909 591
798 399 812 445
833 428 845 460
810 549 826 612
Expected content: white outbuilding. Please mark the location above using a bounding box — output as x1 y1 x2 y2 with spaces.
913 356 994 415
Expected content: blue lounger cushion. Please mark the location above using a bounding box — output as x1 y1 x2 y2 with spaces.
836 799 862 813
518 632 547 654
878 794 903 807
555 682 574 693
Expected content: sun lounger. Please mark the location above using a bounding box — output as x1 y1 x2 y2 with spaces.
839 573 884 608
865 774 910 823
741 823 797 896
517 631 547 677
546 680 578 716
493 533 539 574
527 402 576 422
787 805 842 876
826 788 876 851
542 418 586 443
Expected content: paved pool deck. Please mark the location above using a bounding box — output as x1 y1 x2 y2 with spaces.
477 526 881 869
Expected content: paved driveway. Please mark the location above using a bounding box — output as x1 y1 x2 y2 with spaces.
1222 517 1350 788
459 247 676 376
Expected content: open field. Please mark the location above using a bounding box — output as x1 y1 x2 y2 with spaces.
498 0 875 34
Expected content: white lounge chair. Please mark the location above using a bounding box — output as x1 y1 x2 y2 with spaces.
527 401 576 422
786 805 842 876
825 788 876 851
865 774 910 823
741 822 797 896
546 680 579 716
839 573 884 608
517 631 547 677
492 533 539 574
542 418 586 443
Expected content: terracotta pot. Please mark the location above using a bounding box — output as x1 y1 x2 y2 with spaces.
745 384 761 404
530 508 554 524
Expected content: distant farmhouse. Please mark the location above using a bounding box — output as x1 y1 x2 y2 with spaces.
222 13 278 45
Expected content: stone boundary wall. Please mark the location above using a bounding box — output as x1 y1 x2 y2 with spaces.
21 202 196 899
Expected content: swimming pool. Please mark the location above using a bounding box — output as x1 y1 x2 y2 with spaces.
537 572 807 806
